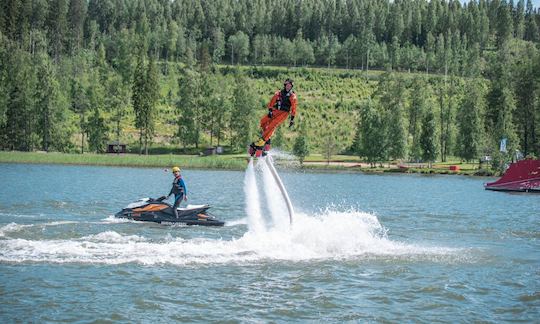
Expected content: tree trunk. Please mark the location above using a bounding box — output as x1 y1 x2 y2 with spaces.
116 120 121 155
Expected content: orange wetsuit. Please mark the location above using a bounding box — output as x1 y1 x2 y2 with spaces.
259 89 297 141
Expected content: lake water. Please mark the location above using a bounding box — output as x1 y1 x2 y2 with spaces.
0 159 539 323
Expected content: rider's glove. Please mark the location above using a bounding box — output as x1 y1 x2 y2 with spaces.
268 109 273 118
289 116 295 128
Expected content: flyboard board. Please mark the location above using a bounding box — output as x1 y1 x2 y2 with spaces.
264 155 294 225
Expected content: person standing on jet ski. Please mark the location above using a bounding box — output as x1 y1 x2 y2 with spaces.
249 78 297 155
166 166 188 218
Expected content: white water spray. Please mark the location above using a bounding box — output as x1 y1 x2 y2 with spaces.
0 210 466 265
244 159 265 233
260 160 289 230
243 156 295 233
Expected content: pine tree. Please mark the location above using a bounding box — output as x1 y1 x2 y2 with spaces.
359 99 387 167
514 43 538 156
4 51 36 151
35 53 60 152
86 68 108 153
457 81 486 162
106 74 130 154
131 48 159 155
375 73 407 160
142 56 159 154
496 0 514 47
342 35 356 69
514 0 525 39
229 76 256 151
524 0 539 41
86 106 108 153
47 0 68 63
70 77 89 153
2 0 21 40
176 69 200 148
408 79 430 161
437 77 459 162
211 27 225 64
420 109 437 168
486 43 518 160
0 32 10 146
67 0 86 54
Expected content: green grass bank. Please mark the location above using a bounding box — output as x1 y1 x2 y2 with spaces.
0 151 495 176
0 151 247 170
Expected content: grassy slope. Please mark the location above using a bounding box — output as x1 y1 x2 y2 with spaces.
4 64 492 175
120 64 383 152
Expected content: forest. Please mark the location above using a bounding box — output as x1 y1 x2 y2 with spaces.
1 0 539 166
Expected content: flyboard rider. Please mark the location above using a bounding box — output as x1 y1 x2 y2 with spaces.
249 78 297 156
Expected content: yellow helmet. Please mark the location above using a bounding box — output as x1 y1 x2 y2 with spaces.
172 166 181 173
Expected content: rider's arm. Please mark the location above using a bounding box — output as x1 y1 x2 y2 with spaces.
290 93 297 117
267 91 279 109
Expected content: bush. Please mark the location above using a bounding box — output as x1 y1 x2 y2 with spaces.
474 168 495 176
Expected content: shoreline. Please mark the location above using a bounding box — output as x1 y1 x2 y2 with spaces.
0 151 495 176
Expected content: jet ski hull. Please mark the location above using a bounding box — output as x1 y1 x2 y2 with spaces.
115 199 225 226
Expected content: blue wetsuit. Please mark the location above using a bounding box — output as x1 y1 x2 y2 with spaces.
168 175 187 218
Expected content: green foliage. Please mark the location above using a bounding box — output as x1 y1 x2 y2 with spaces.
132 49 159 154
358 99 387 166
86 69 108 153
1 0 540 161
87 106 108 153
457 80 487 162
486 43 519 156
513 41 539 156
421 108 437 166
176 69 200 148
230 75 257 152
228 31 249 65
375 72 407 160
3 50 36 151
293 129 309 165
35 53 61 152
408 79 431 161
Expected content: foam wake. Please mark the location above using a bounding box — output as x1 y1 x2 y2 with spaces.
0 221 78 237
0 209 465 265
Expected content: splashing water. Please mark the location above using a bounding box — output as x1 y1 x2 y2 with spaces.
0 161 467 266
259 158 290 230
244 159 265 233
0 209 465 265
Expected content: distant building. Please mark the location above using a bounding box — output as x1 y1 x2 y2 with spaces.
107 141 127 154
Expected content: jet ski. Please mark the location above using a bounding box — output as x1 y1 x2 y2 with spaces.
115 197 225 226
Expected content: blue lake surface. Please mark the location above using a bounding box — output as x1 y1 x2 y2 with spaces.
0 162 539 322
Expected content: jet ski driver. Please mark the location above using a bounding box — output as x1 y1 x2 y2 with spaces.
165 166 188 218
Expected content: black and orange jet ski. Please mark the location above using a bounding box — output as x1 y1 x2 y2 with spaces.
115 197 225 226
